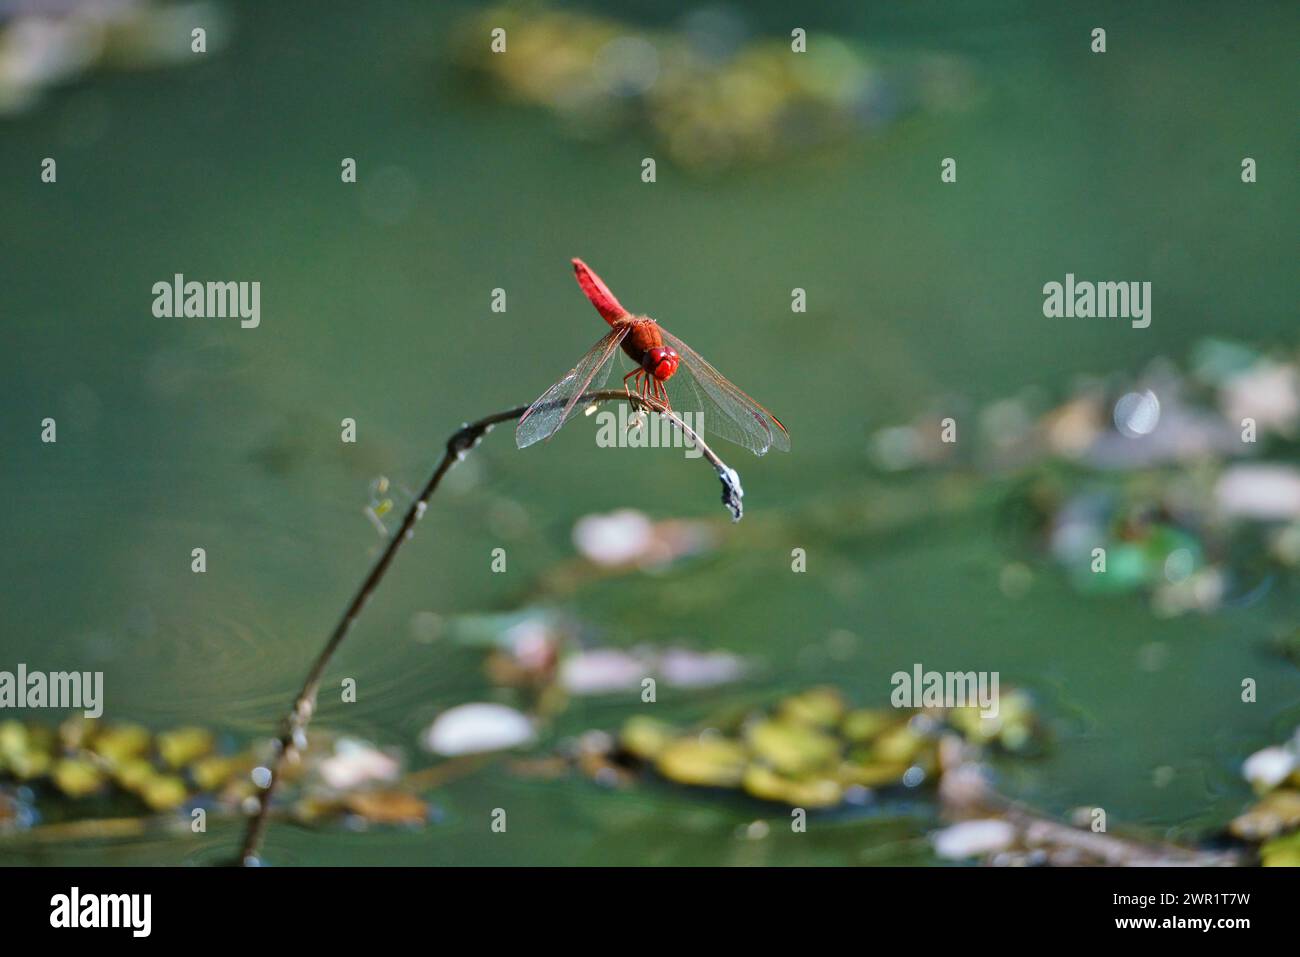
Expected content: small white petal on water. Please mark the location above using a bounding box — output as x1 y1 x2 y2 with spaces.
1242 746 1296 791
1215 464 1300 520
658 649 744 688
560 649 648 695
318 738 400 790
932 819 1017 859
423 703 535 756
572 509 654 565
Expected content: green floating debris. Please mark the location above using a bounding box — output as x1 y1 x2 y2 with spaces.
0 719 28 760
1260 830 1300 867
869 724 929 766
191 754 256 792
113 758 156 793
841 709 896 743
139 775 189 812
342 791 428 826
613 686 1024 808
452 4 974 172
52 759 105 799
93 724 152 767
655 738 749 788
746 719 840 776
1231 730 1300 855
743 765 842 808
837 760 909 788
946 689 1039 753
0 717 427 836
778 687 846 728
621 716 676 762
1230 789 1300 842
1 719 56 780
293 790 429 827
156 727 215 769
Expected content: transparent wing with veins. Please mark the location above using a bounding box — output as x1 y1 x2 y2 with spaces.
516 325 631 448
658 327 790 456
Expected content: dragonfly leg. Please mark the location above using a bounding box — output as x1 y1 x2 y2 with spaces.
623 368 641 403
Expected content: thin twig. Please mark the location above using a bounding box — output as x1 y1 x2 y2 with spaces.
237 390 740 864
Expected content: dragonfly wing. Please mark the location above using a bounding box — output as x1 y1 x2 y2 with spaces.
516 326 630 448
658 328 790 455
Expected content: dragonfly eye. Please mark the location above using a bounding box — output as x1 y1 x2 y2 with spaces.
648 347 679 381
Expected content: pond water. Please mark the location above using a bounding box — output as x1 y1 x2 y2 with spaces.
1 0 1297 865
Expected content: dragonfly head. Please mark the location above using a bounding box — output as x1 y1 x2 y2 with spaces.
645 346 679 382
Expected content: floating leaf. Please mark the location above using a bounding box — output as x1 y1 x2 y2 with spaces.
742 765 842 808
1260 830 1300 867
746 719 840 775
191 753 256 792
343 791 428 825
655 738 748 788
1229 789 1300 841
140 775 189 811
156 727 214 769
840 709 897 743
620 716 676 761
113 758 156 793
52 758 105 798
778 687 846 727
837 761 909 788
92 724 153 767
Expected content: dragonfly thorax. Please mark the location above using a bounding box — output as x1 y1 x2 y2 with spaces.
620 317 679 381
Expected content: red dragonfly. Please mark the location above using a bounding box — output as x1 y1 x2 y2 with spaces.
517 259 790 455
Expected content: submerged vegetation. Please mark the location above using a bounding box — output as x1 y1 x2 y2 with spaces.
451 3 976 171
0 715 435 839
6 691 1287 866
